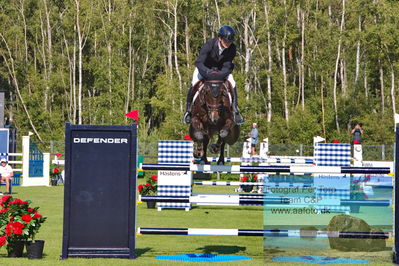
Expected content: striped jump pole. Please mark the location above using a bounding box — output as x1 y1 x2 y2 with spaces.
0 152 23 156
137 227 390 239
140 163 391 175
194 181 313 188
197 157 315 164
139 194 391 207
194 181 267 186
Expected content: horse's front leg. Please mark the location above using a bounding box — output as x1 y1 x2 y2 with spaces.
190 120 206 162
201 135 210 164
194 141 203 159
217 141 226 165
219 118 234 138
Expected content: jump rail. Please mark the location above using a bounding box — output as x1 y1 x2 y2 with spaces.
193 181 313 187
137 227 391 239
141 163 391 175
198 157 315 164
194 181 266 186
139 195 391 207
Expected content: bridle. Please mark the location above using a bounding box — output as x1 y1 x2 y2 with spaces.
201 82 229 120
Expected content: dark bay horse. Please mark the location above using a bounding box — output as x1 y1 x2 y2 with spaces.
189 80 240 165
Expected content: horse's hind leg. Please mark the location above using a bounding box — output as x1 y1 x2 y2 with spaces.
210 143 220 154
210 135 223 156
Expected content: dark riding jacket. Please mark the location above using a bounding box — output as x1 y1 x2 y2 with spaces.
195 38 236 81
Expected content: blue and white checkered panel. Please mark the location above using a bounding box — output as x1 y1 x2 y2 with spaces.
314 143 351 167
314 143 351 212
158 185 191 209
158 141 193 164
158 140 193 210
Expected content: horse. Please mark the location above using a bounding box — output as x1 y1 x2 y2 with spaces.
189 80 240 165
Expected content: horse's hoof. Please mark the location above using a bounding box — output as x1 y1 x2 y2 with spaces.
210 144 220 153
217 160 225 165
220 130 228 138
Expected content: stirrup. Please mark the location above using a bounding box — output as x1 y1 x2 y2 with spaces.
183 112 191 124
234 112 244 125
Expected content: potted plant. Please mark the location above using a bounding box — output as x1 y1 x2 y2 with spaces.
50 166 61 186
138 175 157 208
0 195 46 258
240 175 258 192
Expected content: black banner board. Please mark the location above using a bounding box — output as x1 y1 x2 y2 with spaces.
61 123 136 259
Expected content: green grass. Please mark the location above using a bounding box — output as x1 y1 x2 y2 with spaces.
0 185 395 265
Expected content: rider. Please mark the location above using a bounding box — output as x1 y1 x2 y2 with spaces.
183 25 244 125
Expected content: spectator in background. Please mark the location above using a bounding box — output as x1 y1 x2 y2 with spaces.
351 123 364 144
0 158 13 195
248 123 258 156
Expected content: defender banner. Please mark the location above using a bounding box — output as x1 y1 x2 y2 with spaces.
61 123 137 259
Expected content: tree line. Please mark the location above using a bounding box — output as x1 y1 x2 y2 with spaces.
0 0 397 145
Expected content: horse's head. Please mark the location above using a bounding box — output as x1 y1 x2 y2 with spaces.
201 80 231 124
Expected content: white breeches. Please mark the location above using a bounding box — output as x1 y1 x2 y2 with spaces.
191 68 235 88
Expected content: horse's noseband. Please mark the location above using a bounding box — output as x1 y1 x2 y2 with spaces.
205 103 223 113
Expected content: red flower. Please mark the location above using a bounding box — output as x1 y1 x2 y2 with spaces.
241 176 248 182
27 208 35 212
151 175 157 181
13 222 25 235
9 199 23 205
138 184 143 192
253 176 257 181
33 213 43 219
0 195 11 206
6 222 25 236
145 182 151 187
0 235 6 247
22 214 33 222
53 168 60 173
0 208 8 213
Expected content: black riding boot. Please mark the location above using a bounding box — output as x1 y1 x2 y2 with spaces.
183 85 194 124
232 86 244 125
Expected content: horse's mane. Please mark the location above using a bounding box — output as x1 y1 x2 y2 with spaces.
193 80 232 107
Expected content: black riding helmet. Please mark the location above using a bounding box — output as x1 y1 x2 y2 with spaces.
218 25 236 42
